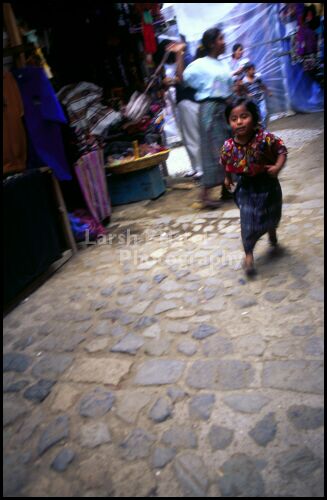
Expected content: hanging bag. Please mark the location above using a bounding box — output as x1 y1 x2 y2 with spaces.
124 50 170 122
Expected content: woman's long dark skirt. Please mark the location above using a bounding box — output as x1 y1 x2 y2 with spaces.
199 100 230 188
234 173 282 253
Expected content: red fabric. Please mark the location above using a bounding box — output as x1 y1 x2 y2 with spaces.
142 21 157 54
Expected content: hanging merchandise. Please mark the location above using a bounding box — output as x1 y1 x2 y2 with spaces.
12 66 72 181
142 10 157 55
68 210 106 242
124 49 170 122
74 149 111 224
3 71 27 175
57 82 123 154
19 22 53 79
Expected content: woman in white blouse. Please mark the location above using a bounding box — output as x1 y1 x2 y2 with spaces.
183 27 233 207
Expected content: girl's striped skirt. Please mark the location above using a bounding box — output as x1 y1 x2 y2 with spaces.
234 173 282 253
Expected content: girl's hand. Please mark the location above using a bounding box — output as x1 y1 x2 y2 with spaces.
162 77 176 87
224 176 235 189
265 164 280 177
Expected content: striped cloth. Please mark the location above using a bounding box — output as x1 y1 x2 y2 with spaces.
57 82 122 153
199 100 230 188
75 149 111 223
234 173 282 253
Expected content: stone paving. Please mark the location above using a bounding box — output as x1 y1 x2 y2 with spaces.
3 113 324 497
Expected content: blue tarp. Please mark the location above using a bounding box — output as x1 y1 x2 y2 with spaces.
163 3 324 115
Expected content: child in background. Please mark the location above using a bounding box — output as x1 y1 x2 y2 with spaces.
242 63 272 128
230 43 249 79
230 43 249 96
220 98 287 276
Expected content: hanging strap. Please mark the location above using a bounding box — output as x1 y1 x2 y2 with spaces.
144 50 171 93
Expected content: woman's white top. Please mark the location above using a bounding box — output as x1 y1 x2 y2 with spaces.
230 56 250 81
183 55 232 102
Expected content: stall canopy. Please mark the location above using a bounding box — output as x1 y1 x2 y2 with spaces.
163 3 324 116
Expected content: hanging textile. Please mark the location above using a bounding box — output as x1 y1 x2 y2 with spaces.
12 67 72 181
142 10 157 54
3 71 27 175
74 149 111 223
57 82 123 154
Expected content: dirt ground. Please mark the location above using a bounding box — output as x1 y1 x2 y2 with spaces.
3 111 324 497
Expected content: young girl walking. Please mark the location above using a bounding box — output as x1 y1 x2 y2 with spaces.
243 62 272 128
220 98 288 275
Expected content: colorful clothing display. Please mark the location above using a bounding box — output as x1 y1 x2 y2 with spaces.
220 128 287 176
74 149 111 223
142 18 157 54
12 67 72 181
3 71 27 175
68 210 107 242
57 82 123 154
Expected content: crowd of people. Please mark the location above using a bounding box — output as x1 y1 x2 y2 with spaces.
161 27 287 276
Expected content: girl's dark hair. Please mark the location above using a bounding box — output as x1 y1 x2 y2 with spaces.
244 62 255 71
201 27 222 54
225 98 260 126
232 43 243 54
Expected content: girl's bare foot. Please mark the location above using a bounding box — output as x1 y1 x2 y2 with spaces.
268 228 278 247
242 253 256 276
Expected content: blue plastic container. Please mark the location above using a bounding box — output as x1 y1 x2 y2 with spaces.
107 165 166 206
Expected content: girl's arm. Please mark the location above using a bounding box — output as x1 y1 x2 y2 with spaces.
175 50 185 83
265 153 287 177
166 42 186 83
232 66 244 76
224 172 235 189
221 145 235 189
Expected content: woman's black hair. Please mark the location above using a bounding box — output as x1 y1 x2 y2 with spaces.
225 98 260 126
232 43 243 55
201 27 222 55
194 44 206 60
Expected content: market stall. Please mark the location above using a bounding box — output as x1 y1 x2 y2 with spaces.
4 2 171 205
3 2 172 307
3 3 78 309
40 2 171 206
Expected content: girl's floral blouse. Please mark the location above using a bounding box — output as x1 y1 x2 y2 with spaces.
220 128 288 176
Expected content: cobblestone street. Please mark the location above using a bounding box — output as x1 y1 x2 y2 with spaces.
3 113 324 497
